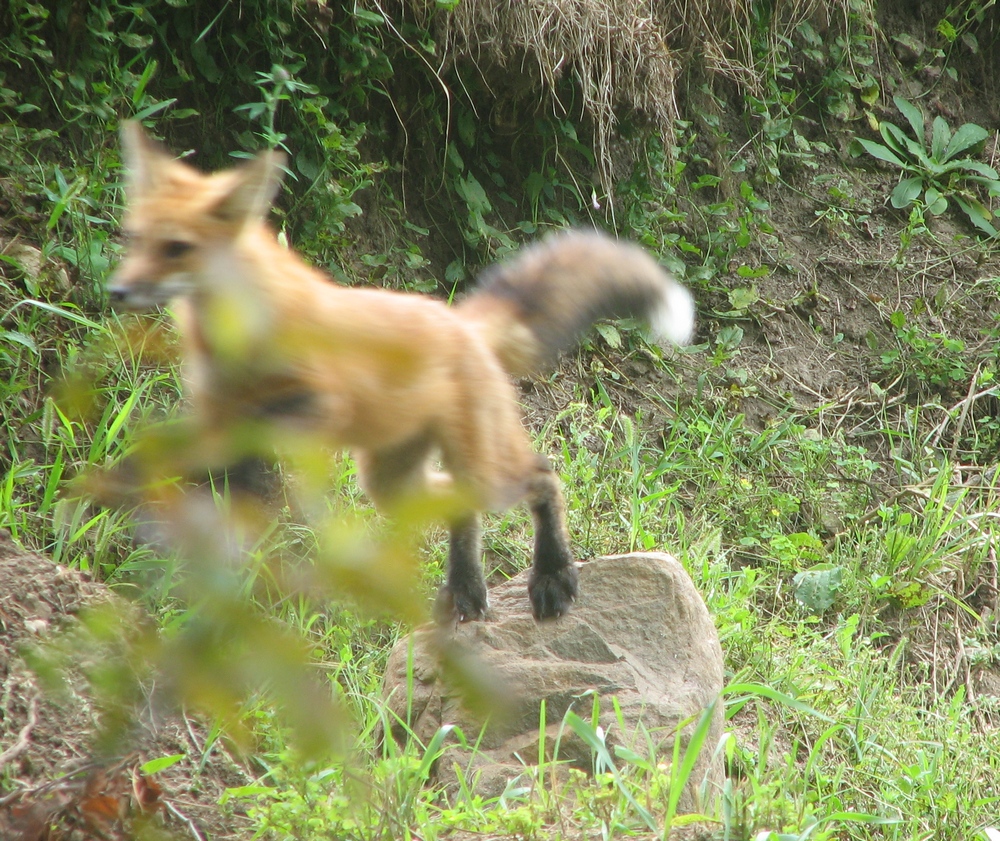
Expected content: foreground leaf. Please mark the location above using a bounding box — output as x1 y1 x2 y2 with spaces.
890 177 923 208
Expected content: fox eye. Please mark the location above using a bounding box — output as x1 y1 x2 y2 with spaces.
163 240 194 259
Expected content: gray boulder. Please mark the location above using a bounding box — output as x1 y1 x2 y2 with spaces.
381 552 725 813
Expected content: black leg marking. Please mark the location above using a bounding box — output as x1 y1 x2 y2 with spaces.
436 514 488 623
209 454 281 501
526 460 578 620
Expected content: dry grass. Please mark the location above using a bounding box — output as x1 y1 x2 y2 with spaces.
391 0 853 186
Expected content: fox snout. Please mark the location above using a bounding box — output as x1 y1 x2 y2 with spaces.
106 282 151 311
105 276 182 311
106 250 195 311
106 284 129 308
106 267 159 311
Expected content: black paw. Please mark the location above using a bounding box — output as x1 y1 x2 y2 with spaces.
528 563 579 620
435 582 489 624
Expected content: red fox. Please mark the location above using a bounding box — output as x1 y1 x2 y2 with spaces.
109 122 695 622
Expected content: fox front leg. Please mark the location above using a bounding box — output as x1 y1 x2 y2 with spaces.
526 458 579 620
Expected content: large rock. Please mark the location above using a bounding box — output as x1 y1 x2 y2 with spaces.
382 552 725 813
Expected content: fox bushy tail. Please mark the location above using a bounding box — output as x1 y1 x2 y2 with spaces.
458 229 695 378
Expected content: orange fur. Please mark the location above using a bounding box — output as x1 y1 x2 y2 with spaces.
110 123 694 621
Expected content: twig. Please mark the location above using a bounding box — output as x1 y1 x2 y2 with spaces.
0 693 38 771
948 364 981 465
927 376 998 452
979 541 1000 619
824 483 933 550
182 709 205 758
166 800 206 841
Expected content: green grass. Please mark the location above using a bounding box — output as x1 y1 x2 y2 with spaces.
7 319 999 838
4 225 999 839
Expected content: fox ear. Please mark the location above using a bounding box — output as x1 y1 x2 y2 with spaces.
120 120 172 197
210 150 287 225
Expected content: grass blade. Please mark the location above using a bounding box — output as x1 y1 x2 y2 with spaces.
723 682 835 722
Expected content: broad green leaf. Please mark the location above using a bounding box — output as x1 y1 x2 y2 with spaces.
132 59 158 106
930 116 950 161
954 194 999 237
949 159 999 179
455 174 490 214
219 785 270 803
353 7 384 24
793 564 843 613
969 175 1000 196
924 187 948 215
827 94 853 122
937 19 958 42
446 141 464 171
1 330 38 353
522 171 546 202
893 96 926 145
418 724 455 780
729 286 760 310
797 20 822 46
594 322 621 349
133 98 178 122
890 177 923 209
6 299 106 331
141 754 185 774
881 122 925 165
718 325 744 349
853 137 906 168
944 122 989 160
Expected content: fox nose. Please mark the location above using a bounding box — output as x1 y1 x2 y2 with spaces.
107 285 129 307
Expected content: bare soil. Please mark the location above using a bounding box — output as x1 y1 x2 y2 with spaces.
0 531 253 841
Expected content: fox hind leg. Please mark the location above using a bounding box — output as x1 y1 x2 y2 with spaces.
438 451 578 622
434 514 489 623
526 455 579 620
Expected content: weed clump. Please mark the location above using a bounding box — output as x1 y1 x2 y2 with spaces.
405 0 852 186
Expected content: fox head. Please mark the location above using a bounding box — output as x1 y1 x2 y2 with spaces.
108 121 286 311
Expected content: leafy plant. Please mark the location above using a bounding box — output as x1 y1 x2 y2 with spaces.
879 310 970 394
877 307 1000 409
852 96 1000 236
793 563 844 614
6 5 1000 841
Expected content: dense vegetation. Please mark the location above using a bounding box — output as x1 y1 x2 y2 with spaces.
2 0 999 838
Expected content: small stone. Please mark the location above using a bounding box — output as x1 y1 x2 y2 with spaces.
25 618 49 635
892 33 925 64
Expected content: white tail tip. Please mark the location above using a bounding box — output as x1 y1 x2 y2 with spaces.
650 281 696 346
